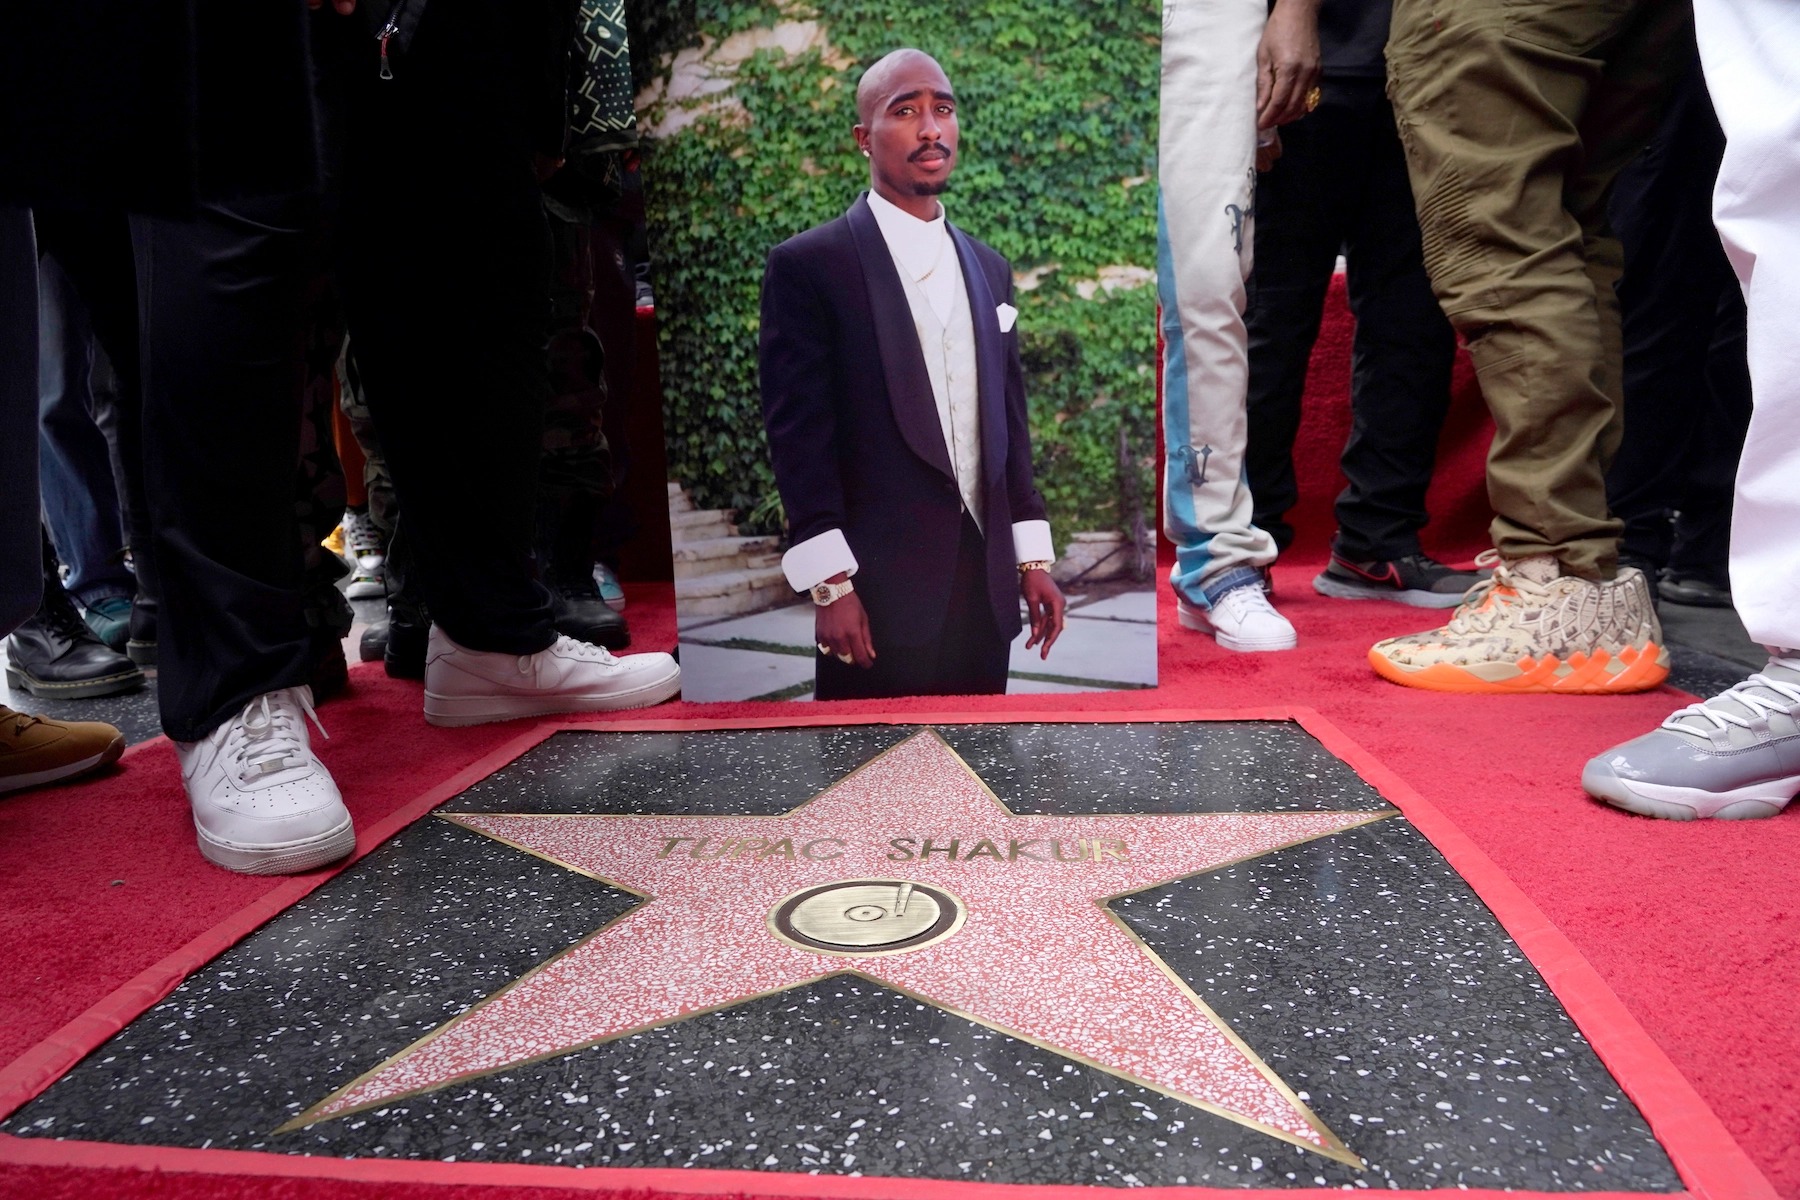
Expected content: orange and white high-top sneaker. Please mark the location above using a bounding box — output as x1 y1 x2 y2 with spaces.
1368 552 1668 694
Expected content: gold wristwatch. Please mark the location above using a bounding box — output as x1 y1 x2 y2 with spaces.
810 578 855 606
1018 560 1053 574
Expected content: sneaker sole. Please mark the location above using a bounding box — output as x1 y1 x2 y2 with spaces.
1582 761 1799 821
345 580 386 600
0 732 126 796
422 667 683 728
5 665 146 700
196 815 357 875
1368 643 1669 694
1312 572 1470 610
1176 603 1296 652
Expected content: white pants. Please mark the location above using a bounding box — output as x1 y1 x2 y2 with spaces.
1695 0 1800 653
1157 0 1278 609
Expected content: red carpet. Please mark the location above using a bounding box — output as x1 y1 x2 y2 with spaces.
2 282 1794 1198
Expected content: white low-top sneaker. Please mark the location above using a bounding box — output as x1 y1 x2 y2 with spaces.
175 685 355 875
423 627 682 727
1177 584 1297 652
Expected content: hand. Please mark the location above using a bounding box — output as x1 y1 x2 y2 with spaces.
1020 569 1065 660
816 590 877 669
1255 0 1321 129
305 0 358 14
1255 128 1283 172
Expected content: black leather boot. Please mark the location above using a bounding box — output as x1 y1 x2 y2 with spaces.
7 535 145 699
552 572 630 650
125 591 157 666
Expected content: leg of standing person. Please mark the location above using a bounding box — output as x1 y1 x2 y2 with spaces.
0 209 40 635
1605 57 1742 587
31 208 162 668
1159 0 1295 653
1371 0 1686 694
1583 0 1800 820
1242 88 1346 561
35 256 137 649
1319 80 1467 605
131 193 356 873
0 208 127 796
328 3 677 726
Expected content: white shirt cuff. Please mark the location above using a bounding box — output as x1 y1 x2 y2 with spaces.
782 529 859 592
1013 520 1054 565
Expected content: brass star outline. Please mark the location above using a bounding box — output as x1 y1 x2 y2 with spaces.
282 730 1386 1166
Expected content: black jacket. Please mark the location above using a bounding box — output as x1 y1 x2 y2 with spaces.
759 193 1049 649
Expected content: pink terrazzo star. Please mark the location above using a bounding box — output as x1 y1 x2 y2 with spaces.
291 731 1384 1161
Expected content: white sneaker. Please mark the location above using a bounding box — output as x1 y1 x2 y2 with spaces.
175 686 355 875
341 510 387 599
344 560 386 600
422 627 682 727
1177 584 1297 652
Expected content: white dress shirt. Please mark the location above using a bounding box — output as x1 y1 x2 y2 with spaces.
780 192 1056 592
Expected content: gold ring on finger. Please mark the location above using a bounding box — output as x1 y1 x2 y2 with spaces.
1304 86 1322 112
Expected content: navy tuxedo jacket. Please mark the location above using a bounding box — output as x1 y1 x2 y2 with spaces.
759 194 1049 649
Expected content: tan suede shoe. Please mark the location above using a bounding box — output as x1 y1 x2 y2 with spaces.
0 706 126 796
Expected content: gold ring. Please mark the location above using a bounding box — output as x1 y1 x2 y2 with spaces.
1304 86 1322 113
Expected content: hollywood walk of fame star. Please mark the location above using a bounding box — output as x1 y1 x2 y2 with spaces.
285 731 1387 1164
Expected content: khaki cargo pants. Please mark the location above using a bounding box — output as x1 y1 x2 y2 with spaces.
1386 0 1690 579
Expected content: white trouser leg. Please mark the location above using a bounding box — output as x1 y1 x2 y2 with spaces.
1695 0 1800 652
1158 0 1277 609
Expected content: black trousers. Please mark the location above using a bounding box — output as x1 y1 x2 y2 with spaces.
335 76 556 655
1244 79 1458 562
106 8 558 741
815 514 1012 701
1606 56 1751 581
129 195 323 741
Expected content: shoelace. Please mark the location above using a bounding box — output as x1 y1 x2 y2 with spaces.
1442 550 1545 636
516 637 621 673
1664 674 1800 735
344 513 384 558
1215 583 1277 621
226 690 328 782
5 710 46 738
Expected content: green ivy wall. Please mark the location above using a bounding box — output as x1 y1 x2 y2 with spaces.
632 0 1159 553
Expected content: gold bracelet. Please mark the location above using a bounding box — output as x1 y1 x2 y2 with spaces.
1018 560 1053 574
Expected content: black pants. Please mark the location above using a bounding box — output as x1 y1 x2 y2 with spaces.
1606 56 1751 582
112 8 558 741
129 195 323 741
335 99 556 654
1244 79 1458 562
815 514 1012 701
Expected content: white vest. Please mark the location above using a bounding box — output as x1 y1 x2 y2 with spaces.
896 249 984 533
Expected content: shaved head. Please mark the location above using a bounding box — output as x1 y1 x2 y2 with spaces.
855 49 948 124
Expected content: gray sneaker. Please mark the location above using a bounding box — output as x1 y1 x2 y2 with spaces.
1581 659 1800 820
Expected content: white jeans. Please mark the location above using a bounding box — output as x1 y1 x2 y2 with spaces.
1696 0 1800 653
1157 0 1277 609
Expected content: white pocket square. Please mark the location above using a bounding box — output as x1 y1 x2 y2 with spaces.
996 302 1018 333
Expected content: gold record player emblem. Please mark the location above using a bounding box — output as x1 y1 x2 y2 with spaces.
770 879 966 956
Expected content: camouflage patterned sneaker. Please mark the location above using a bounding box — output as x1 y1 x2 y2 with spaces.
1368 552 1668 694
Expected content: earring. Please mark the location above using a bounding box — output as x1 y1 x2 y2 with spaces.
862 148 871 157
